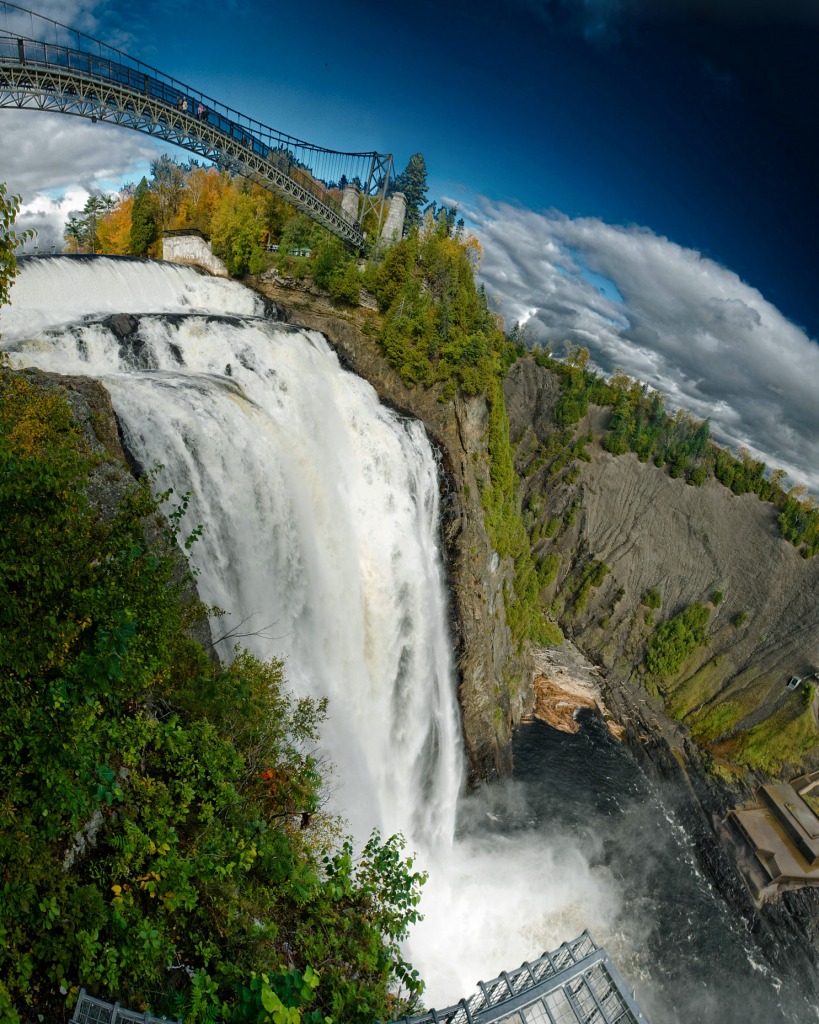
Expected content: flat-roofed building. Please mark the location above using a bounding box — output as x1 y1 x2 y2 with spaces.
724 771 819 905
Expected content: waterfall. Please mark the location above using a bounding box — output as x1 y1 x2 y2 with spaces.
2 256 620 1007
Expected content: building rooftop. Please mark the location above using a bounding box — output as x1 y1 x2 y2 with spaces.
759 784 819 865
724 772 819 904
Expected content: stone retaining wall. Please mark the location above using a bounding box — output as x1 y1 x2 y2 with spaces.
162 233 229 277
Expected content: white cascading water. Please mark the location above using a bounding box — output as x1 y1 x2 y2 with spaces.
1 256 620 1006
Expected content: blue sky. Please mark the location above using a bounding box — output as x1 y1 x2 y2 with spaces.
1 0 818 486
108 0 817 336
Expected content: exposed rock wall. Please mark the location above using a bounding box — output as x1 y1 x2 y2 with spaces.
496 372 819 996
163 233 229 278
503 357 819 773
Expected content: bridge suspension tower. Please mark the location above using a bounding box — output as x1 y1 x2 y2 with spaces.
0 1 393 249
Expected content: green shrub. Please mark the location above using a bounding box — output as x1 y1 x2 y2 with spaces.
641 588 662 609
328 261 361 305
0 369 425 1022
538 552 560 588
645 603 711 678
543 516 561 539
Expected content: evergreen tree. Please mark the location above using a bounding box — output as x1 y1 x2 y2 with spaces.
62 194 114 253
129 177 157 256
392 153 428 228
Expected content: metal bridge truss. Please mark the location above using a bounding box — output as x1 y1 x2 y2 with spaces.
0 3 393 249
396 932 648 1024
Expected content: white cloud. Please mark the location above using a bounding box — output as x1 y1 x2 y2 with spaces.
2 0 99 36
0 0 164 246
471 199 819 492
0 110 166 248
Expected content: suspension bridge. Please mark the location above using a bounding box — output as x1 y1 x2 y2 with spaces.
0 2 393 249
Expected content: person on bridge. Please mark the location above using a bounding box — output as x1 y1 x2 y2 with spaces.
197 102 205 118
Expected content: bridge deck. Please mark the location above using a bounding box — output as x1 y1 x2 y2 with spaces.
0 2 392 248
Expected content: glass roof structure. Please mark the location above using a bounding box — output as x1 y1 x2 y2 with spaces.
69 932 648 1024
71 989 180 1024
396 932 649 1024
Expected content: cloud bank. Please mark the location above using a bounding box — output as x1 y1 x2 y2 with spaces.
470 200 819 492
0 111 164 250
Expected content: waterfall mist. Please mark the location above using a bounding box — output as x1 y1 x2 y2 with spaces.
2 256 624 1008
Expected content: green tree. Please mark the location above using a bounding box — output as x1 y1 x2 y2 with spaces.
0 370 427 1022
280 213 314 253
645 603 711 678
328 260 361 305
129 177 158 256
392 153 428 229
312 233 347 290
63 194 114 254
210 185 268 276
150 155 186 232
1 183 33 313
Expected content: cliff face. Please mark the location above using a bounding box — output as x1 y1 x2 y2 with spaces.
500 356 819 994
247 282 819 783
503 357 819 778
248 275 532 781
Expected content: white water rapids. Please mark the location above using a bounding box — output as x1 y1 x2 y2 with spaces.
2 256 622 1007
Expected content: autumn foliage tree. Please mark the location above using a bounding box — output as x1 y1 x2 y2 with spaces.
78 158 298 266
95 194 133 255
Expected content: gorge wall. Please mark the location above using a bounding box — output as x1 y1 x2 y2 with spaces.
503 357 819 780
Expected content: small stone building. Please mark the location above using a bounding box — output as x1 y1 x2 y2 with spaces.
724 772 819 905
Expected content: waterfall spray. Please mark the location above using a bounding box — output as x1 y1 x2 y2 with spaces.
2 256 622 1007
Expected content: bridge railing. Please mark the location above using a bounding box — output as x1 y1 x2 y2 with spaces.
0 34 348 216
0 1 385 218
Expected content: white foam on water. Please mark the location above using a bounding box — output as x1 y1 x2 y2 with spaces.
2 256 624 1008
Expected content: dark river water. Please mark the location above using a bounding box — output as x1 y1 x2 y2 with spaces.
456 714 819 1024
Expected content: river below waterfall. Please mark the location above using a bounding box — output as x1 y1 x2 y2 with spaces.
486 714 819 1023
2 256 817 1023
